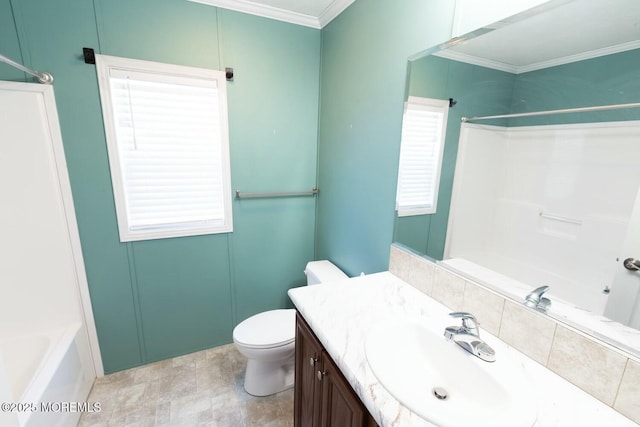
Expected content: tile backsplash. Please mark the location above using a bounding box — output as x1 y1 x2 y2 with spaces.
499 301 556 366
388 243 640 424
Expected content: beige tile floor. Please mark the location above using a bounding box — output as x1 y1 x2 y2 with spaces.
78 344 294 427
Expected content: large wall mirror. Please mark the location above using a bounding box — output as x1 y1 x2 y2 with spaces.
394 0 640 357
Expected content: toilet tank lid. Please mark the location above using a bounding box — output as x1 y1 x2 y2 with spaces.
304 260 348 283
233 309 296 348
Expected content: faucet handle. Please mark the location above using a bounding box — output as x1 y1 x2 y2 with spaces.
525 286 549 302
448 312 479 336
524 285 550 309
449 311 477 321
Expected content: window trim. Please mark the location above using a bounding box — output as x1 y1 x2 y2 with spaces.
395 96 449 217
95 54 233 242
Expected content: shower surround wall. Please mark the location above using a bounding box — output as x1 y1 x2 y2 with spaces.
446 121 640 315
0 0 320 373
0 82 96 427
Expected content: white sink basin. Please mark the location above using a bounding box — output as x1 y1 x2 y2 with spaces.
365 322 537 427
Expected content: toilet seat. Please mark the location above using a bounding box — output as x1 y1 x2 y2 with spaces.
233 309 295 349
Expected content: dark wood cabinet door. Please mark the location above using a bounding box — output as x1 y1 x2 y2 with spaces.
295 312 378 427
319 352 368 427
294 312 323 427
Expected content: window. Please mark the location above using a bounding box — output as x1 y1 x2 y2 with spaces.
95 55 233 242
395 96 449 217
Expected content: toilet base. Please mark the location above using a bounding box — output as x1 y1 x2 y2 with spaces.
243 355 295 397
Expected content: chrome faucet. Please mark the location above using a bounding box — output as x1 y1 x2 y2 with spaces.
524 285 551 313
444 312 496 362
444 312 479 338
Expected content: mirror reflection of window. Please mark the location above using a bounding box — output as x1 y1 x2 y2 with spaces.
395 96 449 217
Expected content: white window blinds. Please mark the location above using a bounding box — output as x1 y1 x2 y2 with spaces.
395 97 449 217
96 55 233 241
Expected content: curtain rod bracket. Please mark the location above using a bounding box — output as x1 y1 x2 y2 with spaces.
83 48 95 65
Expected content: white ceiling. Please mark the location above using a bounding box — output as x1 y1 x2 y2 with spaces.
187 0 356 29
187 0 640 70
437 0 640 73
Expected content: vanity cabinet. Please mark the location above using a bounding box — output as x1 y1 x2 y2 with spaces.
294 312 377 427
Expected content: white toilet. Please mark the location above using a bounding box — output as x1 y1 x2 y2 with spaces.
232 260 348 396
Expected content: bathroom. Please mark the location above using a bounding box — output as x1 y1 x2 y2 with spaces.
1 0 639 426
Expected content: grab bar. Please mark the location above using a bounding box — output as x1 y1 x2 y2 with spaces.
236 188 318 199
539 211 582 225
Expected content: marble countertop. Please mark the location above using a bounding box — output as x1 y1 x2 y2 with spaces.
287 272 638 427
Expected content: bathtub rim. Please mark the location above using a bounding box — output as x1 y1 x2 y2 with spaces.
15 323 82 411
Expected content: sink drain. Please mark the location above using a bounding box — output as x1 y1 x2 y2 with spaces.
432 387 449 401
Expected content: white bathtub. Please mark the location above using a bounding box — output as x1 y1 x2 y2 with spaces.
0 323 95 427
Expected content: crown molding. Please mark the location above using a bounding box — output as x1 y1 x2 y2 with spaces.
187 0 322 28
517 40 640 73
435 40 640 75
187 0 355 29
433 50 518 74
318 0 356 28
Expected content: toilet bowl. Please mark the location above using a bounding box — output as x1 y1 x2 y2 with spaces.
233 260 348 396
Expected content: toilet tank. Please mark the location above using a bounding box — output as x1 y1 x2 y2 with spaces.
304 260 348 285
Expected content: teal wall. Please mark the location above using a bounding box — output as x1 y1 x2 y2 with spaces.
395 55 515 258
509 48 640 126
394 49 640 260
1 0 320 373
315 0 456 276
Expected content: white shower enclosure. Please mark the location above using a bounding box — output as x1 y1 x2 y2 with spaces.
446 121 640 326
0 82 101 427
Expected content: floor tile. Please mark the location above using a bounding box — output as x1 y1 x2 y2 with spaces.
78 344 293 427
